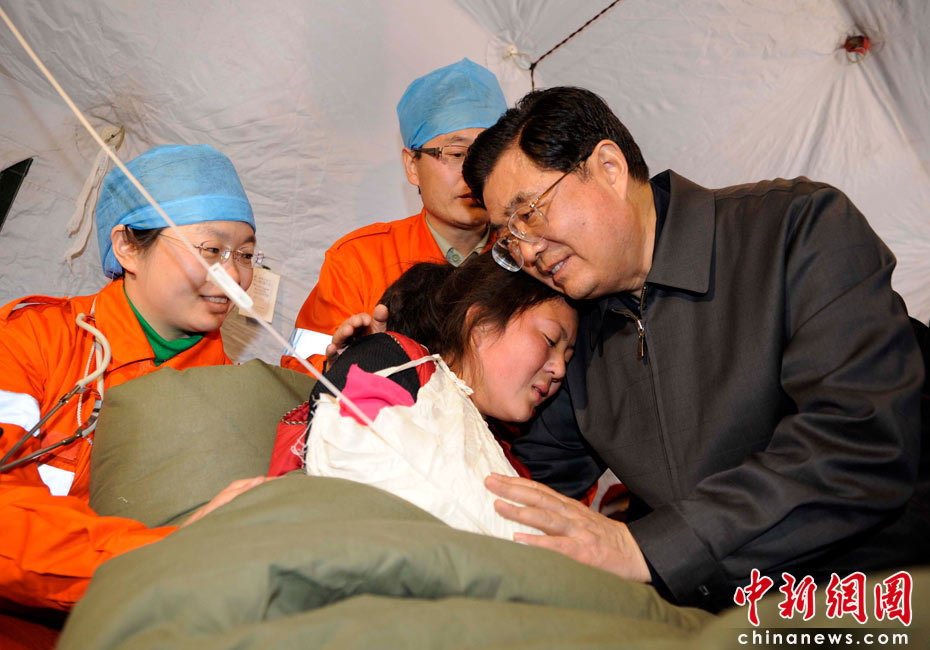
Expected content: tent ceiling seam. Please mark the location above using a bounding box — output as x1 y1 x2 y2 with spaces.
529 0 625 89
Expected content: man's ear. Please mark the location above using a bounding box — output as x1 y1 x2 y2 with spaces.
591 139 629 199
110 225 139 275
401 148 421 188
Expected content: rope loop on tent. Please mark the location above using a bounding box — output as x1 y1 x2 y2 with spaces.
529 0 625 90
844 34 871 63
503 43 532 71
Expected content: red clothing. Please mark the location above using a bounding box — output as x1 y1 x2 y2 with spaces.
0 279 230 611
282 210 447 373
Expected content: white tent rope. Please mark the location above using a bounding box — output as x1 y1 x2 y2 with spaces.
63 125 124 268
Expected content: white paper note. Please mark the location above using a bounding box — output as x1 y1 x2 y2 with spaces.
244 267 280 323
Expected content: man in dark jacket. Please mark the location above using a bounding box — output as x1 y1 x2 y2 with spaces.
463 86 926 611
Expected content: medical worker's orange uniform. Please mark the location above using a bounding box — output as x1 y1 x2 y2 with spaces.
0 279 230 612
282 209 447 373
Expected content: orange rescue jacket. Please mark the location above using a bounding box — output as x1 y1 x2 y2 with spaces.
0 279 230 610
282 209 446 373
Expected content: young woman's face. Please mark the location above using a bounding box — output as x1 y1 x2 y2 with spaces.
467 298 577 423
121 220 256 340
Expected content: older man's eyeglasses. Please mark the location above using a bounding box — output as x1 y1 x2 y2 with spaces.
492 161 581 272
411 144 470 169
159 233 265 269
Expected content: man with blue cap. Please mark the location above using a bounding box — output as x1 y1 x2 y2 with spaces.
283 58 507 373
0 144 269 622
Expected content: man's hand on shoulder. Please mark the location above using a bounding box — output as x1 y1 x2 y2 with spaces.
324 304 390 366
485 473 651 583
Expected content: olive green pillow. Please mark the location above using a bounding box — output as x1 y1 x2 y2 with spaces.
90 359 315 527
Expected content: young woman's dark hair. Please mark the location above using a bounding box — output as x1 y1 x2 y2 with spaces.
463 86 649 206
123 227 164 252
379 262 454 352
380 254 573 370
317 254 572 409
107 226 165 277
434 254 572 372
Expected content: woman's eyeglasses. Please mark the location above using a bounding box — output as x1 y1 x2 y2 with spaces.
159 233 264 269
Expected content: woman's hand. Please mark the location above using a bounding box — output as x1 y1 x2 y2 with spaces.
181 476 274 527
324 304 390 366
485 473 650 582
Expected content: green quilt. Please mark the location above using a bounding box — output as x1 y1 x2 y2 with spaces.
60 474 928 649
61 474 710 648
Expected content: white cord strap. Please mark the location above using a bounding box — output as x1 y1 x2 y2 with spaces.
63 125 125 269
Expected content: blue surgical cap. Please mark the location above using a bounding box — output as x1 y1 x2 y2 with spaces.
397 58 507 149
96 144 255 278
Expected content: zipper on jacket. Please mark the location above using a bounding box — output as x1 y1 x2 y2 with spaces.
639 285 679 497
609 311 646 360
636 285 648 359
609 285 649 360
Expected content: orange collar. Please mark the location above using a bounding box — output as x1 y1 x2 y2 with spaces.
91 279 227 370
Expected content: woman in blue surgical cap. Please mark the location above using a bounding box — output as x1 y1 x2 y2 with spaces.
0 144 267 626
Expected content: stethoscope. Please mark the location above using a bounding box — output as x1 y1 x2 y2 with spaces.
0 303 112 474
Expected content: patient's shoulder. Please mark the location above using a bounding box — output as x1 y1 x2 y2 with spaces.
312 333 426 405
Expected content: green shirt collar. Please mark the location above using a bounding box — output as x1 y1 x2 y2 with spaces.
124 284 204 365
424 216 489 267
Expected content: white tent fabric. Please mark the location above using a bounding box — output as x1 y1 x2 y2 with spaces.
1 0 927 364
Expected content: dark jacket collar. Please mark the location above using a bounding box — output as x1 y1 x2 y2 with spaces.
645 170 716 295
588 171 715 347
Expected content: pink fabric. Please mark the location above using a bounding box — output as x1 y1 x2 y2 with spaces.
268 363 417 478
338 364 415 424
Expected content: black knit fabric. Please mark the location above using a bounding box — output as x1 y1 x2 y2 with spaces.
308 333 423 408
